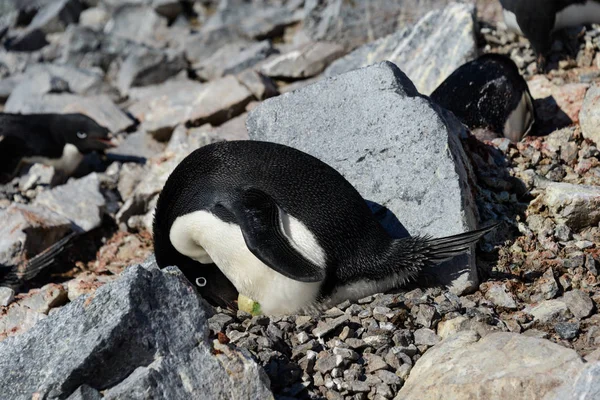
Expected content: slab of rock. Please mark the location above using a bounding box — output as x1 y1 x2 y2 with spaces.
5 86 133 133
104 5 169 47
116 48 187 94
194 40 275 81
34 173 106 232
128 76 253 139
0 203 72 269
237 69 279 100
0 304 46 342
484 283 518 309
0 287 15 307
397 331 587 400
247 61 478 294
324 3 476 95
303 0 455 51
25 63 106 95
19 283 68 314
27 0 83 34
580 84 600 145
261 41 345 79
534 182 600 230
528 299 571 324
0 261 273 399
563 290 594 319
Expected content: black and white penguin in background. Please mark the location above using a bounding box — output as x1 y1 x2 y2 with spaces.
0 112 115 182
153 141 495 315
431 53 536 142
500 0 600 68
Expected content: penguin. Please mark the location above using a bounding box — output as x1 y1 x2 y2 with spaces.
0 113 115 182
430 53 536 143
153 140 496 315
499 0 600 68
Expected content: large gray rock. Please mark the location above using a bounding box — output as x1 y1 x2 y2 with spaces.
247 61 478 294
303 0 455 51
396 331 589 400
0 261 273 399
324 3 477 95
34 173 106 232
128 76 254 139
580 83 600 145
0 203 72 268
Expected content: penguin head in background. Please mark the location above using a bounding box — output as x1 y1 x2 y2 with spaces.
52 113 115 153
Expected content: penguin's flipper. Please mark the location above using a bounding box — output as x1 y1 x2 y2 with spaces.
225 188 326 283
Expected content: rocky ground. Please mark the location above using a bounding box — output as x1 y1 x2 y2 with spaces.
1 0 600 399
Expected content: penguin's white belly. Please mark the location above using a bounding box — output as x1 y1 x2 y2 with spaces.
23 144 84 176
169 210 323 315
554 1 600 30
504 92 534 142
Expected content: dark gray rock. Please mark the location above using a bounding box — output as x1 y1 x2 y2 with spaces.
0 203 72 269
194 40 275 81
0 262 273 400
66 385 102 400
303 0 454 51
260 41 345 79
247 61 479 294
27 0 83 34
555 322 580 340
34 173 106 232
116 47 187 93
324 3 476 95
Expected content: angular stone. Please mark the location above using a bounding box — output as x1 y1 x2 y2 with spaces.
0 304 46 342
194 40 275 81
303 0 455 51
563 290 594 319
555 322 580 340
532 268 559 302
415 304 439 328
109 131 165 162
79 7 110 30
484 283 518 309
315 354 340 374
25 63 106 96
528 299 571 324
237 69 279 100
247 61 478 294
19 283 68 314
325 3 476 95
0 203 72 269
0 287 15 307
397 332 586 400
0 263 273 399
66 385 102 400
437 316 469 340
35 173 106 232
312 314 349 338
261 42 345 79
5 89 133 133
104 5 169 46
116 48 187 94
413 328 440 346
128 76 253 138
363 353 388 373
536 182 600 230
580 84 600 146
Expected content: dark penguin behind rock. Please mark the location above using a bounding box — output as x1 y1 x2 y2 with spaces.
500 0 600 67
430 53 535 142
153 140 495 315
0 112 115 182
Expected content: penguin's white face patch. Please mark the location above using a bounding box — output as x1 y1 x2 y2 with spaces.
23 143 84 175
554 1 600 31
502 9 523 35
169 210 322 315
278 212 327 268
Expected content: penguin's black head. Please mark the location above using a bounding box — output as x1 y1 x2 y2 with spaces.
52 114 115 153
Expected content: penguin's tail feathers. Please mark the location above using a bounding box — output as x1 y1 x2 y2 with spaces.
392 223 498 271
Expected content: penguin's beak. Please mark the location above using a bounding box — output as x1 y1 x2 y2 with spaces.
91 135 118 150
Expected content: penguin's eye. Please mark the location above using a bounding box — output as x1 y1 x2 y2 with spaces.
77 132 88 139
195 277 207 287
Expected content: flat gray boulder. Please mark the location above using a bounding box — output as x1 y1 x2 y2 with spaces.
325 3 477 95
0 261 273 400
247 61 478 294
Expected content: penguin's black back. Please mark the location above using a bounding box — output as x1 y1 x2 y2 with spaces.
430 54 532 136
154 140 390 270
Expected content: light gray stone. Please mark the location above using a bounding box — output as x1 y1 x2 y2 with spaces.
79 7 110 30
0 262 273 400
485 283 518 309
0 304 46 342
551 361 600 400
397 332 587 400
535 182 600 230
19 283 68 314
580 84 600 146
0 287 15 307
413 328 440 346
35 173 106 232
563 290 594 319
528 299 571 324
247 61 478 294
324 3 476 95
260 42 345 79
237 69 279 100
27 0 83 34
116 48 187 94
194 40 275 81
26 63 106 96
303 0 455 51
104 5 169 47
128 76 253 138
0 203 72 269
